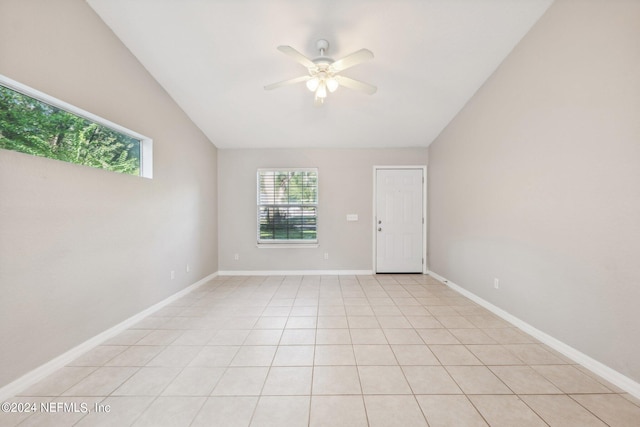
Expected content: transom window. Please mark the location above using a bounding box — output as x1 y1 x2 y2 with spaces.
257 169 318 243
0 75 152 178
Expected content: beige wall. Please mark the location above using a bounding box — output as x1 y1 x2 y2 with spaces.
428 0 640 382
218 148 427 272
0 0 218 387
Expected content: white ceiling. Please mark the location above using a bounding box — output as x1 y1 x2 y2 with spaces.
87 0 553 149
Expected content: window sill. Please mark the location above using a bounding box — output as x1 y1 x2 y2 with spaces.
257 243 319 249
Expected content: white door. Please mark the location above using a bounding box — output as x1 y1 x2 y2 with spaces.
375 168 424 273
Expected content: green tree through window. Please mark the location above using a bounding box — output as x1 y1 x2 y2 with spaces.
0 83 142 175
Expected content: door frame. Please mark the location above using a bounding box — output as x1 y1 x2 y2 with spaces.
372 165 427 274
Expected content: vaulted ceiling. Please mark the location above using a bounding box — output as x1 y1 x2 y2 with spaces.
87 0 553 149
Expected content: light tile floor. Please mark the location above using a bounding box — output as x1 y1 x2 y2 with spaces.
2 275 639 426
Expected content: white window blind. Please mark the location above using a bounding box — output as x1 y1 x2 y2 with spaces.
257 169 318 243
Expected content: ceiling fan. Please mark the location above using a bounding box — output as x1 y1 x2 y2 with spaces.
264 39 377 105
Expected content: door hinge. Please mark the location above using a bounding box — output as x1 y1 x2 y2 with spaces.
422 258 424 264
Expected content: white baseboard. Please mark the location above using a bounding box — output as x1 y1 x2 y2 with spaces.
218 270 374 276
427 270 640 399
0 272 218 402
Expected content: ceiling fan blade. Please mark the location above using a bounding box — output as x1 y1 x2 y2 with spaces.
334 75 377 95
264 75 311 90
331 49 374 72
277 45 316 69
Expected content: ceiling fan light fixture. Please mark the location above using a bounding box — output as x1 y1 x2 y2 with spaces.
306 77 320 92
315 81 327 98
326 77 339 93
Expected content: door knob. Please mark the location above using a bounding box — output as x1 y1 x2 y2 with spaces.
378 220 382 224
378 227 382 232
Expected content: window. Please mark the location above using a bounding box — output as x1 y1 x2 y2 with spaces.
257 169 318 244
0 75 152 178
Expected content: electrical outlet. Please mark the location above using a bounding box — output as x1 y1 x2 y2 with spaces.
234 253 239 261
494 278 499 289
171 270 175 280
324 252 329 260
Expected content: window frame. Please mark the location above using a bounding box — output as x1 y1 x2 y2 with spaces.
257 168 319 247
0 74 153 178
